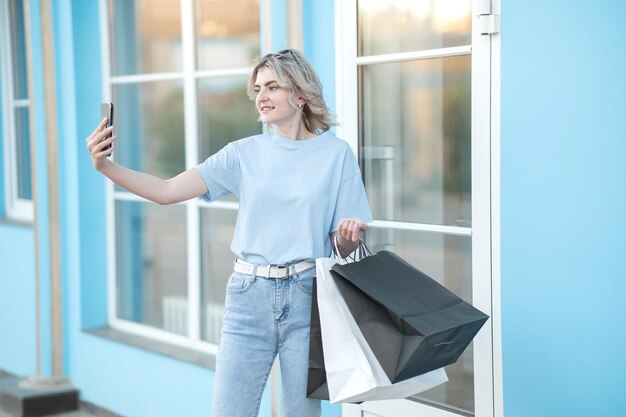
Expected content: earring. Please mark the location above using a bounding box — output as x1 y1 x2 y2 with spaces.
298 103 304 108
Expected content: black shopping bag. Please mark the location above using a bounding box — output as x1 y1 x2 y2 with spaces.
331 250 489 383
306 279 330 400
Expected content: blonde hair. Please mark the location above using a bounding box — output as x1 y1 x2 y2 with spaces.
247 49 336 134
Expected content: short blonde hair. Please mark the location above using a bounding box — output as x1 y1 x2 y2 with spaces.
247 49 336 134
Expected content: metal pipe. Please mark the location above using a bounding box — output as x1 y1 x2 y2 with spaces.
286 0 303 51
262 0 272 54
20 0 71 390
22 0 41 380
40 0 64 379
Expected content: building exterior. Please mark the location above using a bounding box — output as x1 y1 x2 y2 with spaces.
1 1 625 417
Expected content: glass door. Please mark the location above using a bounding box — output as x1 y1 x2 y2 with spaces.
336 0 496 415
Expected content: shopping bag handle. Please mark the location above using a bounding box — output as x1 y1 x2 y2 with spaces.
356 239 373 258
333 236 373 262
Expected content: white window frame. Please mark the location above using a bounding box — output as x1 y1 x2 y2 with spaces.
98 0 261 355
335 0 503 416
0 0 34 222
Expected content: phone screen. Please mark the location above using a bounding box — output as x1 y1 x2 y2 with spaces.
100 102 114 152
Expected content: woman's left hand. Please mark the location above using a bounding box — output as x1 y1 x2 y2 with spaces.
337 218 368 242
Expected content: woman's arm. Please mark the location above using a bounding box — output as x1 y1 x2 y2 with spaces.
332 218 368 258
86 118 208 205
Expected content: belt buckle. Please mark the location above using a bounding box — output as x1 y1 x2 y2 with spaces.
272 264 290 279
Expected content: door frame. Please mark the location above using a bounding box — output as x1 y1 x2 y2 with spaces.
334 0 502 415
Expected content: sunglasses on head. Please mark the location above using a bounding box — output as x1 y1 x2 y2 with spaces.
273 49 303 67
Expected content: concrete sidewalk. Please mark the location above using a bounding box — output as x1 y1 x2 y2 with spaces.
0 408 101 417
0 371 120 417
0 403 118 417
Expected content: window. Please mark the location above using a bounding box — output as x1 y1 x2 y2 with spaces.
102 0 261 349
1 0 33 222
337 0 497 416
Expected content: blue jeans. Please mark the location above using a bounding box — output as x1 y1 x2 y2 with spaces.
211 265 321 417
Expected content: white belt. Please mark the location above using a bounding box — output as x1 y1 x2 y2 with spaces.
233 258 315 279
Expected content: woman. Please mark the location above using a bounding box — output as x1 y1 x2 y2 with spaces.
86 49 372 417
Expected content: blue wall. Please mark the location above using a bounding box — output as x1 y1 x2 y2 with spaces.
0 0 45 378
39 0 339 416
55 0 227 415
0 223 36 376
10 0 626 416
500 1 626 416
303 0 335 116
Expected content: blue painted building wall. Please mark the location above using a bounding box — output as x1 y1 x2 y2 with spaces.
500 1 626 416
2 0 626 416
0 0 46 378
0 224 36 376
1 0 339 416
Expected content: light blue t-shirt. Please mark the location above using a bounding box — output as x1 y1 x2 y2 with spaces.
194 130 373 265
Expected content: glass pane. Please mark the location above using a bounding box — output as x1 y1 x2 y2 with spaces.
9 0 29 99
199 207 238 343
197 75 261 157
116 201 188 335
197 76 261 202
109 0 182 75
360 55 471 226
15 107 32 200
195 0 260 71
358 0 471 56
112 80 185 191
365 228 474 413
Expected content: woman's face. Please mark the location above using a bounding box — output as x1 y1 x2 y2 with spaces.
253 66 302 128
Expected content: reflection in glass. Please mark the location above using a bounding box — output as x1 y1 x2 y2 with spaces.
365 228 474 413
116 201 188 335
9 0 28 99
195 0 260 71
197 75 261 158
360 55 471 226
15 107 32 200
358 0 471 56
109 0 182 75
112 80 185 191
200 208 238 343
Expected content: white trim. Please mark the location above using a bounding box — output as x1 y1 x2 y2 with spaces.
14 98 29 107
1 0 15 205
109 317 218 355
356 46 472 66
113 191 240 211
1 0 34 222
109 68 252 84
5 199 33 221
338 0 500 415
352 399 471 417
99 0 112 102
341 404 361 417
100 0 258 355
110 72 184 84
334 0 358 155
195 67 251 79
99 0 117 326
490 1 503 416
368 220 472 237
181 0 201 341
470 0 494 413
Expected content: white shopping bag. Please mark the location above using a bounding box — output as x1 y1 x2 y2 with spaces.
315 257 448 403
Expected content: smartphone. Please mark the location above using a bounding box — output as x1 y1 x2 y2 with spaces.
100 102 114 152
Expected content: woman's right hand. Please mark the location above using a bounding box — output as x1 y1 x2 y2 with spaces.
86 118 115 171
